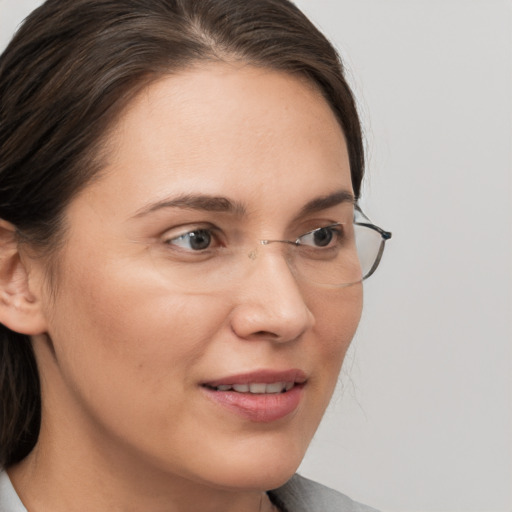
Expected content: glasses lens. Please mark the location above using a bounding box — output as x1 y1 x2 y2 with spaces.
292 232 362 286
289 222 387 287
354 223 385 281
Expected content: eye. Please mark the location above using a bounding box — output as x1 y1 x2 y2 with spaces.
166 229 215 251
297 224 343 248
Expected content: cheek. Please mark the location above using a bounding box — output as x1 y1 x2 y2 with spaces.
43 256 230 413
310 284 363 384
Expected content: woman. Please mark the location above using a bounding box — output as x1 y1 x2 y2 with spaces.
0 0 391 511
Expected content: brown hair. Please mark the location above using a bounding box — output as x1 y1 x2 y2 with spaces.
0 0 364 467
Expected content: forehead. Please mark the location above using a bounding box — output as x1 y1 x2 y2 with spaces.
88 63 352 219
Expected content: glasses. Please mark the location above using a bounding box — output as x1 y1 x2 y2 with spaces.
350 205 392 283
161 205 391 291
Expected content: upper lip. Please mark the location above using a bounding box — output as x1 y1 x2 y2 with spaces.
202 369 307 387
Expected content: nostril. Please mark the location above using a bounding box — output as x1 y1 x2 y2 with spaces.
253 330 277 338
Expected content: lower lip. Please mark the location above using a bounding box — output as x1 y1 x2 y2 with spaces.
201 385 304 423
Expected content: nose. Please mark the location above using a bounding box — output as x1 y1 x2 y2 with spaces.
229 247 315 343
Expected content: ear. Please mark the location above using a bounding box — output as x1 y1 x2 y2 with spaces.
0 219 48 335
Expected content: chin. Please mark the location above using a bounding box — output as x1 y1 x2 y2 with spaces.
201 459 301 492
189 431 311 492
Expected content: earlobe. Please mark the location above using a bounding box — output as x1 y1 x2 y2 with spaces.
0 219 48 335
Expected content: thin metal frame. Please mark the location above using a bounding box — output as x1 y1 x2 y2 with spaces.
354 205 392 280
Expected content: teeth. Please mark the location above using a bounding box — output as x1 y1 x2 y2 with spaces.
249 383 267 393
214 382 295 393
265 382 284 394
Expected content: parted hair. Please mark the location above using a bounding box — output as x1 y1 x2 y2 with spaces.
0 0 364 467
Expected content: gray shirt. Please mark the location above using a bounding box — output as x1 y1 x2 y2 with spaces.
0 470 378 512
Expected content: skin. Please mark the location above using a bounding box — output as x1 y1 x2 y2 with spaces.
8 63 363 512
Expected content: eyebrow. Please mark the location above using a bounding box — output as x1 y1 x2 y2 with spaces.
133 193 247 218
133 189 354 219
298 190 355 216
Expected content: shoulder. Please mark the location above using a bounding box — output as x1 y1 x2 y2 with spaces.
269 474 380 512
0 470 27 512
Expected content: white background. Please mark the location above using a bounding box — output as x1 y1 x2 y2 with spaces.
1 1 511 511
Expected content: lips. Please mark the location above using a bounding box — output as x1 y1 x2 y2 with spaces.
201 369 307 423
203 369 307 388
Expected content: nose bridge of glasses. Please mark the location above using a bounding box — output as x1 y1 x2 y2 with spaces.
243 238 296 263
228 239 307 302
242 238 299 279
248 238 299 262
259 238 298 247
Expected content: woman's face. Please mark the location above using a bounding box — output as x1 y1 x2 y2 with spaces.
30 64 362 490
